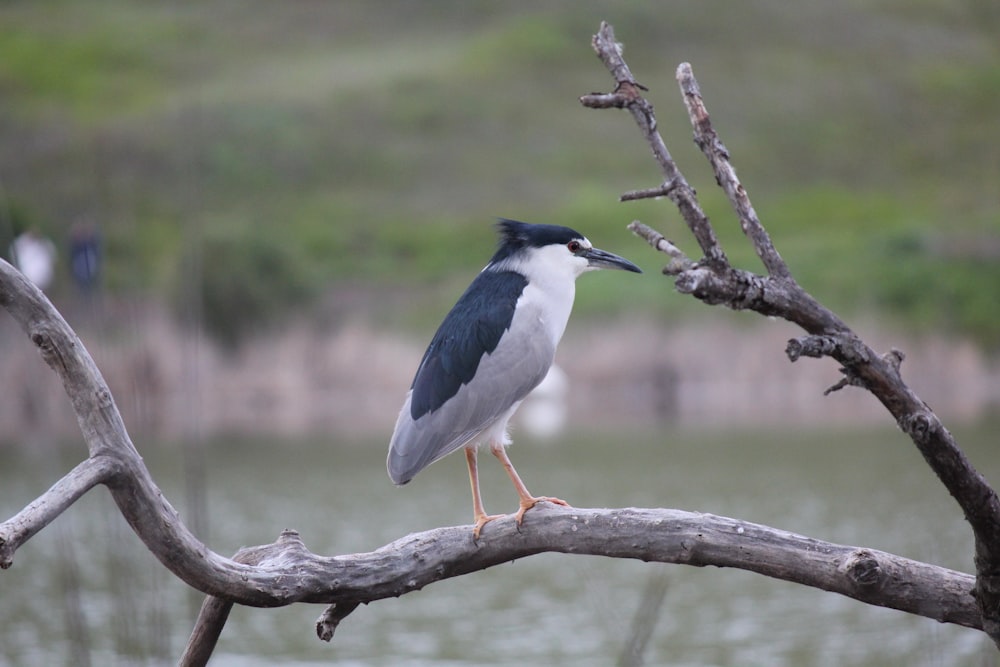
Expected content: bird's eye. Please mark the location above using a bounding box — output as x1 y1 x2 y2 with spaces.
567 241 582 254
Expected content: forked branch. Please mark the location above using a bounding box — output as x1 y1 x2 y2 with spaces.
582 20 1000 645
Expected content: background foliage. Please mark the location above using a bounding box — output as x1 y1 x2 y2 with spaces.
0 0 997 346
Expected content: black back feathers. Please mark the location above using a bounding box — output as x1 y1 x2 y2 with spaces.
409 269 527 419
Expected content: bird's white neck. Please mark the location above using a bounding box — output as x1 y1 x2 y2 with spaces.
492 245 582 347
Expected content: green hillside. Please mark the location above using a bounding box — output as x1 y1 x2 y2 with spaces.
1 1 997 346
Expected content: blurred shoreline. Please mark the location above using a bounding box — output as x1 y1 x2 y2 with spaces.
2 298 997 446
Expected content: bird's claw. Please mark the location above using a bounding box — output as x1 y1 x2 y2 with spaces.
472 513 505 540
514 496 570 526
472 497 570 538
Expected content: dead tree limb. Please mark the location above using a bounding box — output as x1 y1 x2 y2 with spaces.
0 256 985 659
582 20 1000 645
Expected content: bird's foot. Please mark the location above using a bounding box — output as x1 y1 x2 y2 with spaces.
514 496 570 526
472 512 505 540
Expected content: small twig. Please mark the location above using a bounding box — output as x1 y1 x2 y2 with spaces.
627 221 695 274
883 348 906 372
824 373 860 396
620 181 679 202
580 92 631 109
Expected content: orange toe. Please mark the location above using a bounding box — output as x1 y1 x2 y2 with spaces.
514 496 571 525
472 513 505 539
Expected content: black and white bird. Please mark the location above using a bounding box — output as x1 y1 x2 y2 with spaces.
387 219 641 537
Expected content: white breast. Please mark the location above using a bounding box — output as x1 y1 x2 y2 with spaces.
497 243 583 349
517 280 575 349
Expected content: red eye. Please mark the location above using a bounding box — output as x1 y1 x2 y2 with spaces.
567 241 582 253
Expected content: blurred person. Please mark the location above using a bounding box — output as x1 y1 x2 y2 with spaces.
10 227 56 291
69 220 101 294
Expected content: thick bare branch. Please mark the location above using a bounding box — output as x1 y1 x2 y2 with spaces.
585 19 1000 644
185 505 980 634
0 254 985 638
0 258 314 605
0 271 982 633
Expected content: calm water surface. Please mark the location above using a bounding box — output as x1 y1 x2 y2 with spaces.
0 424 997 666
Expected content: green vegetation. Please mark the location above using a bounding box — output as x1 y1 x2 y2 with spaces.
0 1 997 347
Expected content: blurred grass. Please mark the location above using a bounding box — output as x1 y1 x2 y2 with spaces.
0 0 997 346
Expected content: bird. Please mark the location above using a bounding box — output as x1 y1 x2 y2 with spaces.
387 219 642 538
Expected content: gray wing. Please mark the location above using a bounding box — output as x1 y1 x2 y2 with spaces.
387 299 555 485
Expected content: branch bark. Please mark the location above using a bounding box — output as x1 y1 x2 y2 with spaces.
583 20 1000 645
0 456 120 568
0 255 988 657
0 256 986 655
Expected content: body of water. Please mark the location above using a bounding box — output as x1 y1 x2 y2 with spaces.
0 424 996 666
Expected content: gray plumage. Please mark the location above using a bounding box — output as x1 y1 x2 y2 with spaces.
388 286 555 484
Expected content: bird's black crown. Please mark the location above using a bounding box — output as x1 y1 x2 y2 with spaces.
490 219 584 264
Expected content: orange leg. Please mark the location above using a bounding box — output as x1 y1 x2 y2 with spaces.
489 442 569 526
466 446 503 539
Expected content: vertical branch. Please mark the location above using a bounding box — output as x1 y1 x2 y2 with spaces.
676 63 790 278
583 24 727 268
179 597 234 667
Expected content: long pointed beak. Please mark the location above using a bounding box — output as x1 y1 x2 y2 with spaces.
584 247 642 273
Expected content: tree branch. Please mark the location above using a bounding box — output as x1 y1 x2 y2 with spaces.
675 63 790 279
0 291 979 634
179 530 312 667
584 20 1000 644
0 260 983 636
170 505 991 637
581 36 726 269
0 258 305 606
0 456 120 568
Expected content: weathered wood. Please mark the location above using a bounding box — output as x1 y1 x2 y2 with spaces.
177 532 307 667
0 456 119 568
580 40 726 269
583 20 1000 645
0 371 977 626
178 596 233 667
